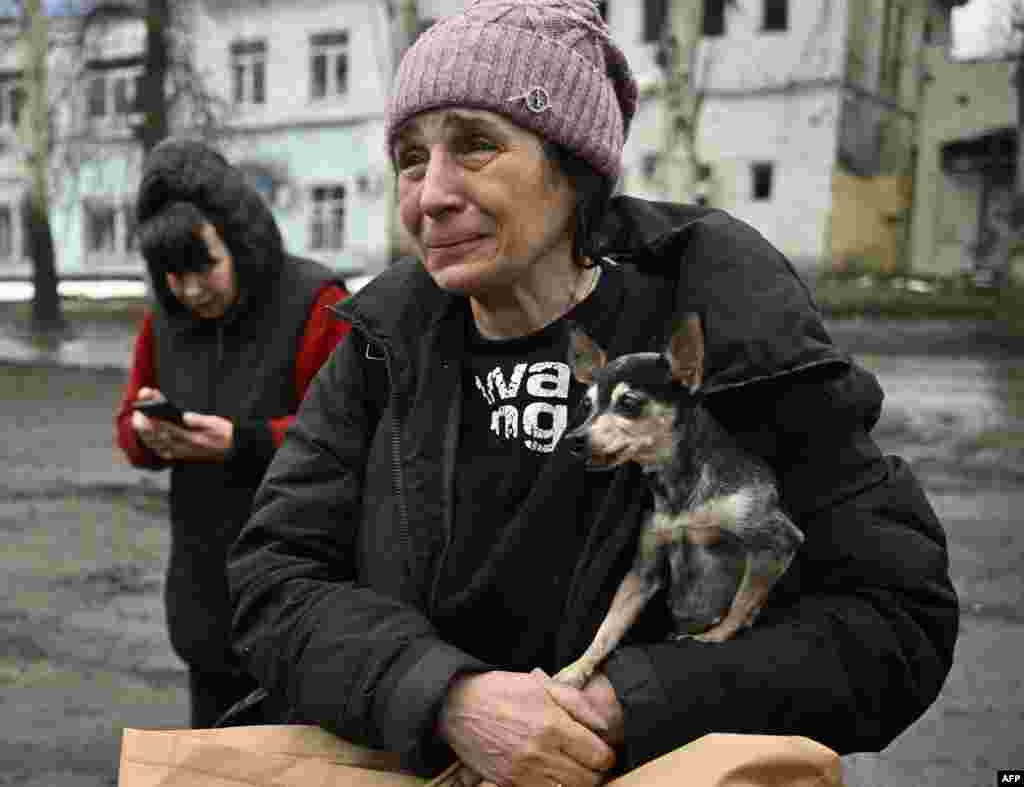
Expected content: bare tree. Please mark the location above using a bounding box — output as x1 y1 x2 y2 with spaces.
386 0 417 264
15 0 67 334
1010 1 1024 286
77 0 227 157
655 0 709 204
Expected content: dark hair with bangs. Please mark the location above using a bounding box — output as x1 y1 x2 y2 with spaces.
542 140 614 268
137 201 219 277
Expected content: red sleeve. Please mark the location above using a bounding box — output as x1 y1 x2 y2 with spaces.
269 283 352 446
114 311 166 468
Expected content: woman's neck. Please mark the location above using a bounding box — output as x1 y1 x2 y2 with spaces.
470 258 598 340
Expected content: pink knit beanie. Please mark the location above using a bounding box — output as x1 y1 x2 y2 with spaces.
386 0 638 182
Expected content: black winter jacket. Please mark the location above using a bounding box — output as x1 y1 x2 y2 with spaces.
137 139 344 671
229 197 958 775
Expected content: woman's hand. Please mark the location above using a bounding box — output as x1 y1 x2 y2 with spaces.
131 387 176 459
131 388 234 462
536 669 625 747
438 670 616 787
175 412 234 461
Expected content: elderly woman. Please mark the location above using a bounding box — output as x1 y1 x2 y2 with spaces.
228 1 958 785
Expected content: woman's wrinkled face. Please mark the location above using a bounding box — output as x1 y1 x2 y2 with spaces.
165 223 239 319
393 108 577 295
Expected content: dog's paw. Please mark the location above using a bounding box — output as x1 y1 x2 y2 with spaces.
687 621 739 643
554 663 591 689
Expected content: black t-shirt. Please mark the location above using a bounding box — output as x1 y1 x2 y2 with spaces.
432 261 627 669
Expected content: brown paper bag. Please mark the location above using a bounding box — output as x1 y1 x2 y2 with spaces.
609 733 844 787
118 725 843 787
117 725 420 787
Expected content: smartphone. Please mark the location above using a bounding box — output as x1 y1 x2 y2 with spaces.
133 397 186 427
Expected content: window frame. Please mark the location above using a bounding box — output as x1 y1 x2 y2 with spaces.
82 198 136 262
702 0 726 37
82 60 143 130
309 30 350 101
84 200 117 255
0 202 14 261
762 0 788 33
0 73 25 130
751 162 775 201
230 39 268 106
308 183 347 252
643 0 667 43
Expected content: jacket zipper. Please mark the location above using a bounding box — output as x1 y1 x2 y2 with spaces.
428 369 460 616
212 322 225 411
343 314 414 584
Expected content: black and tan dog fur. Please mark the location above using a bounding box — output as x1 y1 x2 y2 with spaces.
554 314 804 690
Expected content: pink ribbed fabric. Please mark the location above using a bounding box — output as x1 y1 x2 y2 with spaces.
386 0 638 181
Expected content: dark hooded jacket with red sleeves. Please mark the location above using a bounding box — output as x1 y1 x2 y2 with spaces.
115 139 350 672
228 196 958 775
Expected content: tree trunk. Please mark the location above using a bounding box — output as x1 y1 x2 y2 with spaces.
20 0 67 334
657 0 706 204
23 193 64 333
137 0 170 156
385 0 418 267
1012 34 1024 287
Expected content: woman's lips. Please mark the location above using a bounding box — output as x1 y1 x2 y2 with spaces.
425 235 491 263
427 235 485 250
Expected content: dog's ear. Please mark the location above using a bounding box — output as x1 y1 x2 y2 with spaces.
665 313 704 392
568 324 607 385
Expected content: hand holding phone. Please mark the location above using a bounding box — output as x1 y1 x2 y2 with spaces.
133 395 186 427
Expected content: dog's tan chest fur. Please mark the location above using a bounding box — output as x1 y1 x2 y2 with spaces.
643 489 761 556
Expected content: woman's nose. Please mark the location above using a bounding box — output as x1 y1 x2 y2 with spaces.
419 150 464 218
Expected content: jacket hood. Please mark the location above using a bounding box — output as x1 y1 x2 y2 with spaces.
595 196 849 393
136 138 285 324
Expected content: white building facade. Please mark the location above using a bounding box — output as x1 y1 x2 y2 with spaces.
614 0 962 273
0 0 965 281
0 0 401 281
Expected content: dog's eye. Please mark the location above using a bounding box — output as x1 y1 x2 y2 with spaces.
616 391 646 415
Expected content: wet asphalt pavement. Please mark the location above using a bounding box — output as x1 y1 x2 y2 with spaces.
0 314 1021 787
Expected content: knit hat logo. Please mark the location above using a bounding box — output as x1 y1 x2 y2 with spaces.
386 0 638 182
509 86 553 114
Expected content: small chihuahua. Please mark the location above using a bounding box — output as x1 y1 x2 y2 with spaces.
426 315 804 787
554 313 804 689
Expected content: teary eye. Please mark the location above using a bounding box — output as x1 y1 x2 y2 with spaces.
396 147 428 180
616 391 646 416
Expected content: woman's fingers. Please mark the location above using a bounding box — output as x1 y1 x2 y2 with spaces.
530 669 608 737
439 671 615 787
